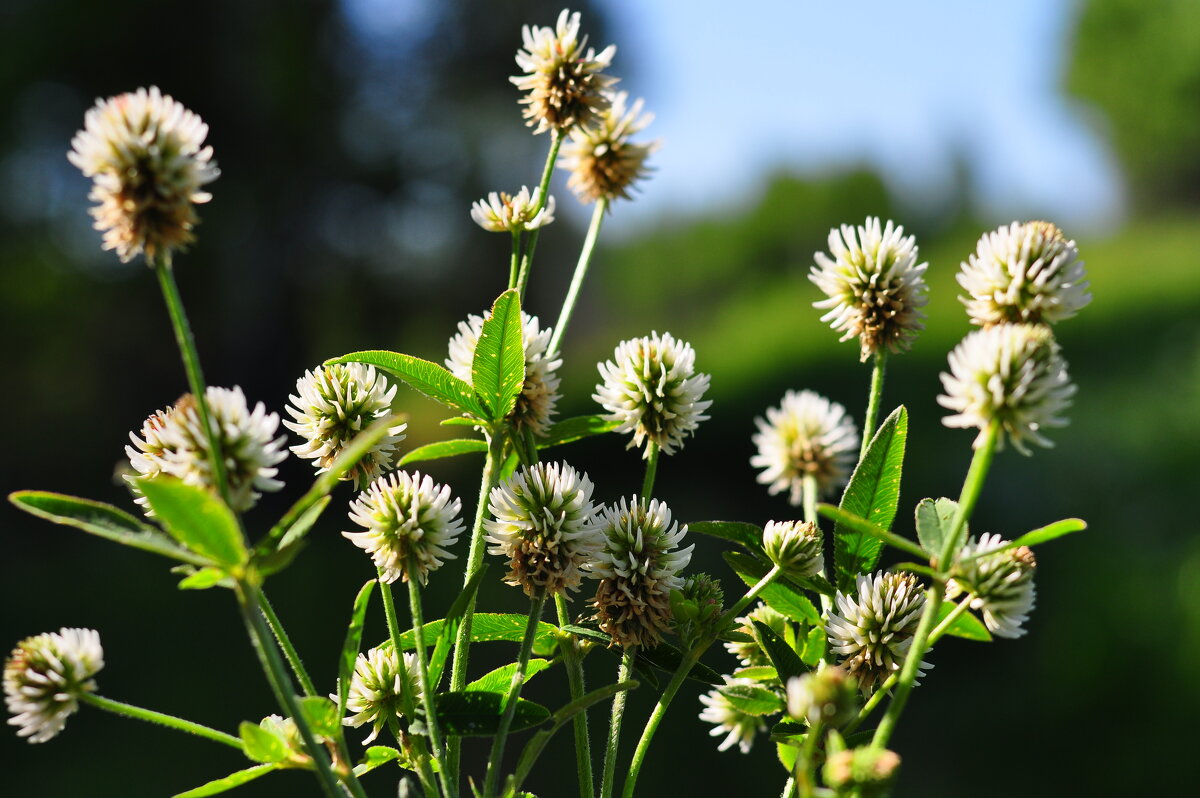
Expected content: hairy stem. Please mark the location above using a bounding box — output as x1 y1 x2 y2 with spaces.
795 719 823 798
600 649 635 798
859 350 888 461
548 196 608 356
256 588 317 698
515 130 565 299
79 692 241 749
556 594 595 798
408 560 456 798
508 231 521 291
640 441 660 499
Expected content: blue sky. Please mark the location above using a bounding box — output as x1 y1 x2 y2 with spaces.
598 0 1123 232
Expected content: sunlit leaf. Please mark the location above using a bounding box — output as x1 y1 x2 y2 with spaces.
472 289 526 421
135 477 246 569
399 439 487 466
327 350 485 418
172 764 278 797
434 691 550 736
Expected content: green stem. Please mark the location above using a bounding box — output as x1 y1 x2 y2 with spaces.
379 570 440 797
257 588 317 698
640 441 660 499
795 719 823 798
623 566 783 798
483 590 548 798
547 196 608 357
515 130 565 299
859 350 888 461
870 422 1000 750
780 777 797 798
78 692 241 749
801 475 833 621
508 231 521 291
600 649 635 798
153 260 233 510
556 595 595 798
236 583 343 798
409 559 456 798
447 429 505 789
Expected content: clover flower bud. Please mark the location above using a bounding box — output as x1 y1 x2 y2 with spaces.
763 520 824 578
823 747 901 797
785 667 858 729
470 186 555 233
5 628 103 743
671 573 725 649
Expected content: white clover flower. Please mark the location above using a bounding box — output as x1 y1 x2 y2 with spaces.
958 221 1091 327
562 91 657 204
485 461 603 597
786 667 858 729
827 572 928 693
125 386 286 513
68 86 218 264
723 603 790 667
345 471 464 585
590 497 693 649
470 186 555 233
810 217 929 361
751 390 859 507
511 9 617 135
447 310 562 436
938 322 1075 454
947 534 1037 639
763 520 824 578
284 363 407 485
342 646 420 745
594 331 712 457
5 628 103 743
698 678 767 754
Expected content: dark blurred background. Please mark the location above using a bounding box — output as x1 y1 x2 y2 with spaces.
2 0 1197 795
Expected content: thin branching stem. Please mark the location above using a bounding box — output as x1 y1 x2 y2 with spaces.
548 196 608 356
408 558 456 798
79 692 241 749
555 594 595 798
600 648 635 798
640 442 660 499
256 588 317 698
515 130 565 298
859 350 888 461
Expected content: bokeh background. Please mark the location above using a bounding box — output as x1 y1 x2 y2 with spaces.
3 0 1197 795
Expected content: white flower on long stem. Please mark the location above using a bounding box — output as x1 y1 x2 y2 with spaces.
751 390 859 507
125 386 286 513
511 9 617 135
342 646 420 744
68 86 218 264
958 221 1091 327
938 322 1075 454
485 461 603 596
827 572 928 693
698 678 767 754
446 310 562 436
590 497 692 649
470 186 556 233
284 363 407 485
562 91 657 204
948 533 1037 638
594 331 711 457
5 628 104 743
345 471 464 585
810 217 928 361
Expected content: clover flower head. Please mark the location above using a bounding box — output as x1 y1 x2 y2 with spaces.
345 471 464 585
447 310 562 436
827 572 928 693
763 520 824 578
594 331 712 457
938 322 1075 454
958 221 1091 327
470 186 556 233
485 460 603 596
698 678 767 754
5 628 104 743
751 390 859 507
810 216 929 361
786 667 858 729
824 747 902 797
511 9 617 134
947 533 1037 638
68 86 218 264
342 646 420 744
125 386 286 513
562 91 657 204
724 603 790 667
590 496 692 649
284 363 407 485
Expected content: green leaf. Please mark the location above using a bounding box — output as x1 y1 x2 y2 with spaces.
434 691 550 736
440 416 480 428
429 566 488 689
386 613 556 655
339 580 376 718
257 495 331 577
1010 518 1087 549
136 477 246 569
399 438 488 467
719 682 786 716
777 741 800 772
751 620 807 683
466 659 552 693
172 764 279 797
687 521 766 554
935 602 992 642
723 552 820 625
770 718 807 742
734 665 780 682
833 405 909 590
536 415 622 449
799 626 826 668
561 624 611 646
915 497 959 556
637 642 724 686
298 696 340 739
354 746 401 777
327 350 485 418
472 289 526 420
9 491 206 565
239 721 288 763
177 567 231 590
819 505 928 561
